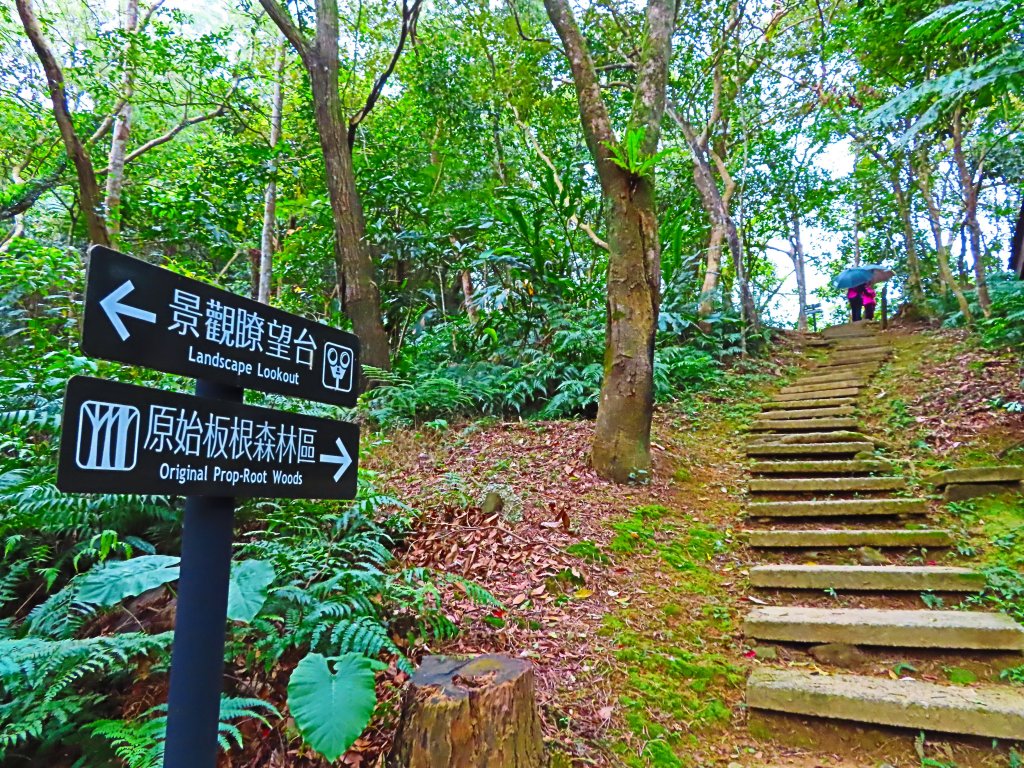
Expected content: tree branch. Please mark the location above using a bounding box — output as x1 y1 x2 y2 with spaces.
507 0 550 43
543 0 616 175
628 0 677 153
257 0 310 62
348 0 423 148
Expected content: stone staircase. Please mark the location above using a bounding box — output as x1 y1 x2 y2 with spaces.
741 322 1024 743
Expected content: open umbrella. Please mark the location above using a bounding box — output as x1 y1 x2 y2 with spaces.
834 264 895 290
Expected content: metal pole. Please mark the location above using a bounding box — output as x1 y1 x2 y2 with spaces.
163 379 242 768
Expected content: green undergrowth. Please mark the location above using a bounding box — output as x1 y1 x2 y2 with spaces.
599 504 742 766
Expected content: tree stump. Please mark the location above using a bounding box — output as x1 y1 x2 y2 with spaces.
388 654 545 768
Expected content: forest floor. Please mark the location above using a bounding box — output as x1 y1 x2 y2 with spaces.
361 322 1024 768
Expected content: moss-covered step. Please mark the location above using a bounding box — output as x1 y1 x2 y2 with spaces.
743 528 953 548
747 431 874 445
756 406 857 421
748 459 892 475
927 466 1024 486
764 397 857 410
748 564 984 592
775 387 861 401
748 476 906 493
745 442 875 458
780 381 866 395
792 371 871 386
747 668 1024 739
744 606 1024 650
749 418 860 433
746 498 926 517
832 336 894 349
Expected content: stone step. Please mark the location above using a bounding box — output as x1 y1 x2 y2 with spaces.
744 606 1024 650
828 347 890 359
780 381 865 395
928 466 1024 487
748 476 906 493
805 362 879 375
749 418 860 433
757 406 857 421
749 564 984 592
747 668 1024 739
749 459 893 475
746 442 875 458
775 387 861 401
743 528 953 548
746 498 927 518
832 336 893 349
795 371 871 386
765 397 857 410
822 323 880 338
748 431 872 445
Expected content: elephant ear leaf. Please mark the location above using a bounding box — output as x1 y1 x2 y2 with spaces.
226 559 275 622
76 555 181 606
287 652 377 761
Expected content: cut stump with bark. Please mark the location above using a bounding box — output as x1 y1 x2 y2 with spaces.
388 654 545 768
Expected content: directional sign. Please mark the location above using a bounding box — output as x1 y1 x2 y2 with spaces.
57 376 359 499
82 246 360 407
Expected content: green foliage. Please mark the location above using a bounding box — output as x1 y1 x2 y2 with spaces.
604 128 679 179
976 274 1024 350
969 565 1024 622
226 559 276 623
88 696 279 768
287 653 377 762
0 632 171 757
76 555 181 606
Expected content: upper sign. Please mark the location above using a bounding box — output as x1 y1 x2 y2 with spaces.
57 376 359 499
82 246 360 407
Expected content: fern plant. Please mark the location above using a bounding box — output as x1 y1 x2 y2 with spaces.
87 696 278 768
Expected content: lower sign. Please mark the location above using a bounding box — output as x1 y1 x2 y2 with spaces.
57 376 358 499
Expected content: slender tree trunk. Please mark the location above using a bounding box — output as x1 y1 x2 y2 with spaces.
791 215 808 331
104 0 139 244
699 225 723 318
543 0 675 482
258 39 286 305
917 160 973 324
891 167 924 303
16 0 109 246
260 0 391 370
461 270 478 321
952 107 991 316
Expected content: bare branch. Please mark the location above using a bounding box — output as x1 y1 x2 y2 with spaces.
349 0 423 147
507 0 550 44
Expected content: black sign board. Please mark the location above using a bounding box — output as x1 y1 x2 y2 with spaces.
82 246 360 407
57 376 359 499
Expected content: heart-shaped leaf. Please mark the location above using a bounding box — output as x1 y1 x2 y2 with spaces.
287 652 376 761
227 559 275 622
77 555 181 606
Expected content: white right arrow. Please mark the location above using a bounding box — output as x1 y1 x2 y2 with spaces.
319 437 352 481
100 280 157 341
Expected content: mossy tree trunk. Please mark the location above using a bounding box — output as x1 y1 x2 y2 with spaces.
543 0 677 482
388 655 544 768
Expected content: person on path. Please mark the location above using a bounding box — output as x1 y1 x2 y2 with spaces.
847 282 876 322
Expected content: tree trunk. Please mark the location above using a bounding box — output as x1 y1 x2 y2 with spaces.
791 215 808 331
952 107 991 316
104 0 139 244
258 39 286 305
16 0 109 246
542 0 674 483
891 166 924 303
592 172 661 481
699 224 724 318
260 0 391 371
388 655 545 768
917 160 973 324
461 269 478 321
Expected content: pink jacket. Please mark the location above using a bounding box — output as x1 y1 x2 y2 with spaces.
847 284 876 305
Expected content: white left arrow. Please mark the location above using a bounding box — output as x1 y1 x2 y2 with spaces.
100 280 157 341
319 437 353 481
